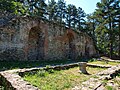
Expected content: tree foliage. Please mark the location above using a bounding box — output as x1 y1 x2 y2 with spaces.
0 0 25 15
89 0 120 58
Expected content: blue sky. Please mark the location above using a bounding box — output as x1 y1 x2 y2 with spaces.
64 0 101 14
46 0 101 14
59 0 101 14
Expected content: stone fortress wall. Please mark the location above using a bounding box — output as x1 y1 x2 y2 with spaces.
0 16 96 61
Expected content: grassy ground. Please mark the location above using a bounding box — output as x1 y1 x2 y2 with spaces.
88 60 120 66
23 67 105 90
0 60 77 71
0 59 120 89
0 59 119 71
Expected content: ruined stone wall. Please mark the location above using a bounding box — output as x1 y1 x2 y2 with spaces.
0 16 96 61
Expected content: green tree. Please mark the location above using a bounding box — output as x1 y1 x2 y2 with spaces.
37 0 47 18
20 0 47 17
56 0 66 26
86 14 98 50
112 0 120 58
76 7 86 31
71 5 77 29
93 0 120 58
65 4 77 28
47 0 57 21
0 0 25 15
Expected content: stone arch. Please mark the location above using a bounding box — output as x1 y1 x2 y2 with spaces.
65 32 76 60
28 26 45 60
85 46 89 57
85 40 90 58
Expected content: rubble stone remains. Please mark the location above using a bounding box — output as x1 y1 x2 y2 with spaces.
79 62 88 74
0 16 96 61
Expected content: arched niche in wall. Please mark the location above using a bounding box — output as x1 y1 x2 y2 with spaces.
65 32 76 60
28 26 45 60
85 41 90 58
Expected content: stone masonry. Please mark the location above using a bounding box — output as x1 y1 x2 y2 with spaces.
0 16 96 61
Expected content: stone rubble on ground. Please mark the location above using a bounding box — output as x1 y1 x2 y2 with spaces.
0 71 39 90
72 64 120 90
0 62 120 90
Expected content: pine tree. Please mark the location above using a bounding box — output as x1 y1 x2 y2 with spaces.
94 0 120 58
47 0 57 21
65 4 77 28
56 0 66 25
76 7 86 31
0 0 25 15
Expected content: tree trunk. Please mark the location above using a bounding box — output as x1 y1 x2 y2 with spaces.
109 16 113 59
78 21 81 31
68 16 71 28
118 19 120 59
110 36 113 59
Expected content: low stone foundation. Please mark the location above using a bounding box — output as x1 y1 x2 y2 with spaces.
0 62 119 90
73 64 120 90
0 70 39 90
101 56 120 63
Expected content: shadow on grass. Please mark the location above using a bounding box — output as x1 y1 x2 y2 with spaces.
0 60 75 71
0 58 91 71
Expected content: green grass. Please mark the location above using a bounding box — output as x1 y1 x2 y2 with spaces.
1 59 119 71
105 86 113 90
23 67 105 90
88 60 120 66
0 58 119 71
0 60 76 71
0 58 93 71
0 61 42 71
